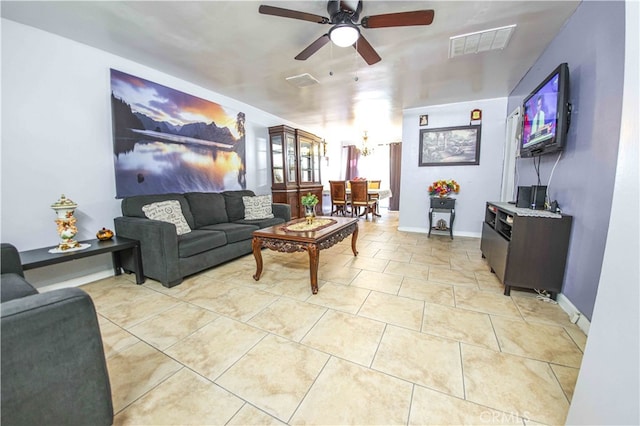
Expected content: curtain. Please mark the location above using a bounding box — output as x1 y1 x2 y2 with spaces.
388 142 402 211
345 145 360 180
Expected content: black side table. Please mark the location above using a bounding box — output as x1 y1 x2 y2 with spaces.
19 236 145 284
428 197 455 239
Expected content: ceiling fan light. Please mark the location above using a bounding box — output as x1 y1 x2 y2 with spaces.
329 24 360 47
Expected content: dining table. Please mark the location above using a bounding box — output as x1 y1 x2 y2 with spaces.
322 187 393 217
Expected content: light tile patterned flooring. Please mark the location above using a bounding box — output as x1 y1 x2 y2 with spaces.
82 212 586 425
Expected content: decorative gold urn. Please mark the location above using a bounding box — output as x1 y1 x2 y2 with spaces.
51 194 80 250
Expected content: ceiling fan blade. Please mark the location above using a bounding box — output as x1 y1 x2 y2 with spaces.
295 34 331 60
353 34 381 65
361 10 435 28
259 5 329 24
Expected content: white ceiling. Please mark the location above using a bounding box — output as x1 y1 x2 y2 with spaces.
1 1 580 141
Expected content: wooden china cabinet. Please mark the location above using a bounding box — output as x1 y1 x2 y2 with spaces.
268 125 323 219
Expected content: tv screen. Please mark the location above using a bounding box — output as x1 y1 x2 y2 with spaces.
520 63 570 157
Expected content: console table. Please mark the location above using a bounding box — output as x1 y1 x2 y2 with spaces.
428 197 455 239
19 236 145 284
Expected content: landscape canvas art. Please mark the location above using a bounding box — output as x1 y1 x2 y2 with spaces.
110 69 246 198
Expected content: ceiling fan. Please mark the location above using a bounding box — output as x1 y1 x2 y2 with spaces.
258 1 435 65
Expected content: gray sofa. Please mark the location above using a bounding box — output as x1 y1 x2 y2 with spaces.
0 243 113 426
114 190 290 287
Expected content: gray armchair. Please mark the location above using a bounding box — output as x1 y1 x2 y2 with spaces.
1 243 114 426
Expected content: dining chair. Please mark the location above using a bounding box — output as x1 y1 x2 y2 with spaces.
368 180 381 215
349 180 377 220
329 180 349 216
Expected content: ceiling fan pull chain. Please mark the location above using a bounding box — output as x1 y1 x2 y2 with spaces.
329 41 334 76
353 38 359 82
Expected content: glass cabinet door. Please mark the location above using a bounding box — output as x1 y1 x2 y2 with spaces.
271 135 284 184
299 138 313 183
312 141 320 183
286 134 297 183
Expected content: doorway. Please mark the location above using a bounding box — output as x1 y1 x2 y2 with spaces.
501 107 521 201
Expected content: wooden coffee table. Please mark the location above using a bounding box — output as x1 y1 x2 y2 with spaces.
252 217 359 294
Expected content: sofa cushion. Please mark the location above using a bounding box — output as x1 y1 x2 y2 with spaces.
177 230 227 258
222 190 256 222
235 216 286 229
199 223 258 243
185 192 229 228
242 194 274 220
121 194 195 229
0 273 39 303
142 200 192 235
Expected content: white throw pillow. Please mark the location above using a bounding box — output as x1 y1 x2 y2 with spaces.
142 200 192 235
242 195 274 220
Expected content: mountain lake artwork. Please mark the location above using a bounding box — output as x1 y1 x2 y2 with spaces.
110 69 246 198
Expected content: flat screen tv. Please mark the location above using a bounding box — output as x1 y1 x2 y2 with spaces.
520 63 571 157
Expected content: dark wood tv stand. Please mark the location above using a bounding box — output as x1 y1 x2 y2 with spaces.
480 202 572 299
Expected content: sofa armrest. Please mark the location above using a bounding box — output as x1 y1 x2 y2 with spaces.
1 288 113 426
272 203 291 222
114 216 183 286
1 243 24 277
0 273 38 303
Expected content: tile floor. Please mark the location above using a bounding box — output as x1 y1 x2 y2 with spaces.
82 212 586 425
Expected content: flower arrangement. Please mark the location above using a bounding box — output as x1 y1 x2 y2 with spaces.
301 193 319 207
429 179 460 198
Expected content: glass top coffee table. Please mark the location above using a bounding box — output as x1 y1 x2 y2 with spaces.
252 216 359 294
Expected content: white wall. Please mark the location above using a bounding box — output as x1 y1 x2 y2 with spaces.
399 98 507 236
566 1 640 423
1 19 296 288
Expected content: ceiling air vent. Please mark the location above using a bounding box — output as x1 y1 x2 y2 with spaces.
285 73 319 88
449 24 516 58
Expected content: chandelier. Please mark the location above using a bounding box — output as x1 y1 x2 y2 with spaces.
359 131 374 157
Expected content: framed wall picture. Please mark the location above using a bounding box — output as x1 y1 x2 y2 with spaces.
419 114 428 126
419 124 481 166
110 69 247 198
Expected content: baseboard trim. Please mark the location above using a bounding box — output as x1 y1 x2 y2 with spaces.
453 231 482 238
397 226 481 239
38 270 114 293
397 226 428 234
557 293 591 335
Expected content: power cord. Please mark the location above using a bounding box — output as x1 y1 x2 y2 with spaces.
534 288 558 304
545 151 563 208
532 155 542 186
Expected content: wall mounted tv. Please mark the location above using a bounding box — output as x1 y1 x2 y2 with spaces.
520 62 571 158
